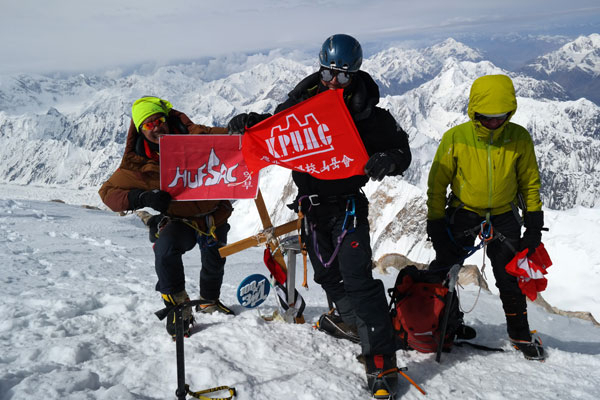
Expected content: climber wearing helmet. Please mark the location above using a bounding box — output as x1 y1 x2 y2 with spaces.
229 33 412 399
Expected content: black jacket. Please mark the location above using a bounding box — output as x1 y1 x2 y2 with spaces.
275 71 411 197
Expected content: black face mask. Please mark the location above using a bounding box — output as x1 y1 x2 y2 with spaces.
135 134 159 157
144 136 160 152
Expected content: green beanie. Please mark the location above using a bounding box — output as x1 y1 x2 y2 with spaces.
131 97 173 131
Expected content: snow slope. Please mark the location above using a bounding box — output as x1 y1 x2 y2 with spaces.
1 196 599 400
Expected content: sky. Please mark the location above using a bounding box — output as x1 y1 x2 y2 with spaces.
1 193 599 399
1 0 600 76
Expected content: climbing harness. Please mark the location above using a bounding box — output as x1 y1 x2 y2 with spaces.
183 215 219 247
308 197 357 268
153 215 220 247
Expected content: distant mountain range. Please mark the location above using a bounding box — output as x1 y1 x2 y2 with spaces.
520 33 600 105
1 34 599 261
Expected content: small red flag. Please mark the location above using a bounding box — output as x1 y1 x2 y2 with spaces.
505 243 552 301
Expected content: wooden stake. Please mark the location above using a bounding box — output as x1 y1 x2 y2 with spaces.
218 219 298 258
253 190 287 271
217 189 305 323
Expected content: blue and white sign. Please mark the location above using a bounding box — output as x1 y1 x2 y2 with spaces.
237 274 271 308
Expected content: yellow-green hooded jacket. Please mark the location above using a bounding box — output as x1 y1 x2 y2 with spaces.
426 74 542 220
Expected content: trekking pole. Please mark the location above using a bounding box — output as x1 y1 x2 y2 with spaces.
436 263 461 363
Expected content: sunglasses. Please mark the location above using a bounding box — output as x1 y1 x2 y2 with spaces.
320 68 352 85
475 113 509 122
141 116 166 131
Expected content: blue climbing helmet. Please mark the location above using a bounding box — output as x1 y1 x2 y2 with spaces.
319 34 363 72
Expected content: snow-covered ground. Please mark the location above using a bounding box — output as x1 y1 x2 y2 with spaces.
1 191 599 399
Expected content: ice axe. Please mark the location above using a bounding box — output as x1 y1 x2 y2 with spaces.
155 301 236 399
435 263 461 363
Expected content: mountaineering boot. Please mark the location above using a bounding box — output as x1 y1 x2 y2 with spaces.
501 293 530 339
510 332 545 361
196 297 236 315
365 354 399 399
500 293 545 360
318 296 364 343
316 311 360 343
162 289 194 339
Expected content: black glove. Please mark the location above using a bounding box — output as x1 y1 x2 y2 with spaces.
128 189 171 213
520 211 544 256
427 218 465 261
427 219 448 249
364 152 396 181
227 112 271 134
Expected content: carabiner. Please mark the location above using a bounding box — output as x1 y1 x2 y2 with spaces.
478 221 494 242
341 198 356 232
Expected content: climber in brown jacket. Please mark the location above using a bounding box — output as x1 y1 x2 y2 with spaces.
99 96 235 338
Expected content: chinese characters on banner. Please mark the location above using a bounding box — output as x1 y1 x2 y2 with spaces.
159 135 259 200
241 89 369 180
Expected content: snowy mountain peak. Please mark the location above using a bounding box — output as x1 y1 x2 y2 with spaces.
363 38 482 95
424 37 484 61
523 33 600 76
518 33 600 105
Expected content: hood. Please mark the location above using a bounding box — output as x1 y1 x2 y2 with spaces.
467 74 517 138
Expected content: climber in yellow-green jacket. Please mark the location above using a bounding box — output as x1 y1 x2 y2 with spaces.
426 74 546 361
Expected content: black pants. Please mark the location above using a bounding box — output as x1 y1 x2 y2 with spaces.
153 220 229 300
305 200 395 356
429 209 531 339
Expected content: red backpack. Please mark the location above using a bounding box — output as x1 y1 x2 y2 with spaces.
388 265 462 353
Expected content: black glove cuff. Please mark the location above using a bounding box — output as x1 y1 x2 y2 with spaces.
247 112 271 128
524 211 544 230
426 219 447 238
385 149 410 175
227 113 248 134
127 189 145 210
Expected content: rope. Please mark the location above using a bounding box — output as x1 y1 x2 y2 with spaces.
312 223 348 268
252 229 269 246
310 198 356 268
431 217 496 315
263 226 286 260
457 278 482 314
295 194 358 274
151 216 219 245
182 219 218 240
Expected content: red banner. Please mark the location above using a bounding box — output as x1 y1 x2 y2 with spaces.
242 89 369 180
159 135 259 200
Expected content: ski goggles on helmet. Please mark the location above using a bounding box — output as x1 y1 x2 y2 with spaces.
141 116 166 131
474 112 509 122
320 68 352 85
